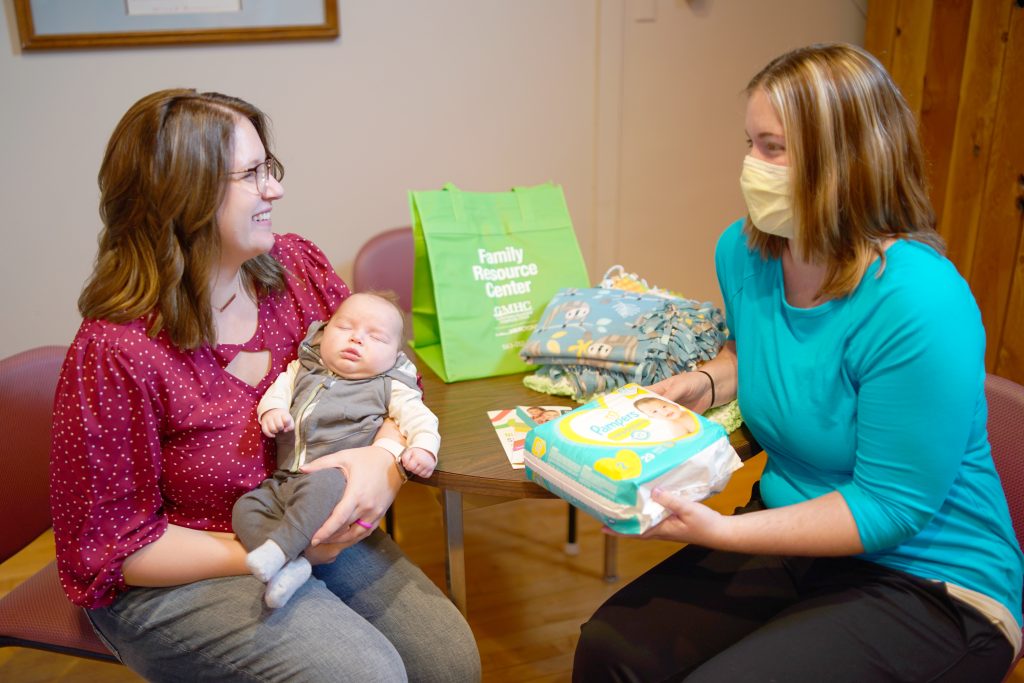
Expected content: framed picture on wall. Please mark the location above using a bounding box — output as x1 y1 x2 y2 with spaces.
14 0 339 51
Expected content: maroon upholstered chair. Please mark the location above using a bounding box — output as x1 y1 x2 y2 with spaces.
987 373 1024 681
352 226 415 310
0 345 117 662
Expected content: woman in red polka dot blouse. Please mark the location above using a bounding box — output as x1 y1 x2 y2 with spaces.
49 89 479 682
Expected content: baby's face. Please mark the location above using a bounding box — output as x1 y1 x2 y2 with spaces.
638 399 685 423
318 294 403 379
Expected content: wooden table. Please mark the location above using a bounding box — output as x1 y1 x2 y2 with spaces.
408 354 761 615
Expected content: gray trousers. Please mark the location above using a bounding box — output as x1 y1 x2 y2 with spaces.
232 468 346 560
86 529 482 682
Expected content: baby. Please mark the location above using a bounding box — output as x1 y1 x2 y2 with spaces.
232 292 439 607
633 395 698 439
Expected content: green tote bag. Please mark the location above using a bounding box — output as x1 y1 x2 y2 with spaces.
409 183 589 382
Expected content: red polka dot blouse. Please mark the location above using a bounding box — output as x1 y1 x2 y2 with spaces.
49 234 349 608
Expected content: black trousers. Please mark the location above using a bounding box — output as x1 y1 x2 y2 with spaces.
573 492 1014 682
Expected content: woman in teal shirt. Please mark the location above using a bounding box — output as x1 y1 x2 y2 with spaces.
573 43 1022 682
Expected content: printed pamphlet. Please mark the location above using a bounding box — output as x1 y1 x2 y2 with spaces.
488 405 573 468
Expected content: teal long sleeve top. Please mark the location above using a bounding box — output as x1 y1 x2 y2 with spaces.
716 218 1023 626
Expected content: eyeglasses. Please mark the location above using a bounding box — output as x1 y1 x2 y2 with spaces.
227 156 283 196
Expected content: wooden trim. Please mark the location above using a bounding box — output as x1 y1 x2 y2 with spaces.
938 0 1013 274
888 0 935 119
974 5 1024 372
917 0 972 230
13 0 339 51
864 0 900 69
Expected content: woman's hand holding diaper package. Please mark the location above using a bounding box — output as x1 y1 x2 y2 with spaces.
646 370 714 414
635 487 727 546
522 384 741 535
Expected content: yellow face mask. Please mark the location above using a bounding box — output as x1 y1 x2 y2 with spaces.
739 155 795 239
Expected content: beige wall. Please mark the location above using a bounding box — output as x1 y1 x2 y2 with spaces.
0 0 864 358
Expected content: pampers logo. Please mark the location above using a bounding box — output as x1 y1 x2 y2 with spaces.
558 408 675 446
588 410 650 441
557 391 700 447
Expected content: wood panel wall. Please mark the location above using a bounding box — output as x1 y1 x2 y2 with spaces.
866 0 1024 385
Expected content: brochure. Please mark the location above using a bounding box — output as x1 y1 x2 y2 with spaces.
488 404 573 469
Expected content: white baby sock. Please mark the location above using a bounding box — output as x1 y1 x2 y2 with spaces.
246 540 287 582
264 556 312 609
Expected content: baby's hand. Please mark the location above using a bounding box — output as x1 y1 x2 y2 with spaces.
401 447 436 478
260 408 295 437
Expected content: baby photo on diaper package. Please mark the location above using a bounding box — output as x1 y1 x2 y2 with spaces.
523 384 742 534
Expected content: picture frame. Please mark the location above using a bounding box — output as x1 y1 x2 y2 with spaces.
14 0 339 51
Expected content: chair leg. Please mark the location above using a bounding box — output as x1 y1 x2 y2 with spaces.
385 506 395 537
564 504 580 555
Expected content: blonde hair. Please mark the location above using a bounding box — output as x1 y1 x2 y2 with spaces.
79 89 286 349
745 43 943 299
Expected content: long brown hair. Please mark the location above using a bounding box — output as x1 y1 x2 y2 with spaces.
79 89 286 349
744 43 943 299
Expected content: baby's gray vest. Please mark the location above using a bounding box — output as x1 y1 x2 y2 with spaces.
276 322 419 471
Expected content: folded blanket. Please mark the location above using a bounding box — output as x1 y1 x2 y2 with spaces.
519 285 727 399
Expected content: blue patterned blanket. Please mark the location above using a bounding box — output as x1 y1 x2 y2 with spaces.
519 287 727 400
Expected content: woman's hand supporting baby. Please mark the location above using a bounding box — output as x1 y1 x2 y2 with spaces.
299 419 406 560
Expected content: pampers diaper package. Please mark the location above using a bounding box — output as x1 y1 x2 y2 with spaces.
523 384 742 534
